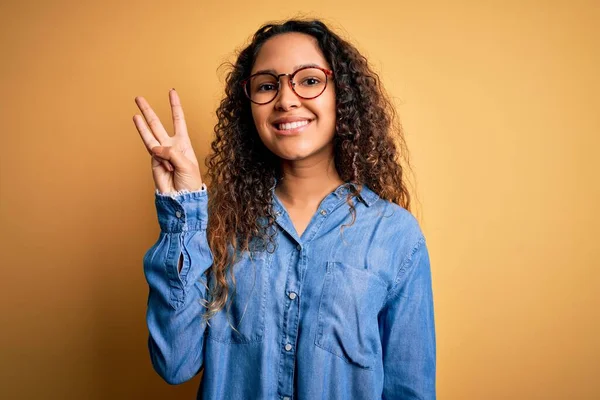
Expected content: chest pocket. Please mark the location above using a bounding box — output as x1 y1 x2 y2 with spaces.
315 261 388 369
207 250 270 344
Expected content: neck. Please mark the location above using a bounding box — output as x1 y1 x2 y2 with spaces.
275 154 344 209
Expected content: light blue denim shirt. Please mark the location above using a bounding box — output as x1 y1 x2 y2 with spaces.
144 181 436 400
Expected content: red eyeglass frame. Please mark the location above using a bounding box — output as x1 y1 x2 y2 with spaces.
241 66 334 105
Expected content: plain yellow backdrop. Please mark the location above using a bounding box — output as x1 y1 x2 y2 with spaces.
0 0 598 399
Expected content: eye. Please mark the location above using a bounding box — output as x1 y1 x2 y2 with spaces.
257 83 277 92
300 77 321 86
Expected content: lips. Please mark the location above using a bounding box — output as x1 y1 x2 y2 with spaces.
277 120 310 130
271 119 313 135
271 117 314 133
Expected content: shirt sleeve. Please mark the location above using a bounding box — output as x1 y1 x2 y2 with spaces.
379 237 437 399
143 184 213 384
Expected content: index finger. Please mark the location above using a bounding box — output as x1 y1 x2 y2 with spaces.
169 89 189 138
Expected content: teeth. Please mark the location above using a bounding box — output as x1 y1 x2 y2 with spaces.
278 120 310 130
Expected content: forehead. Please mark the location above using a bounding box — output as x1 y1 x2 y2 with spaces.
251 32 329 74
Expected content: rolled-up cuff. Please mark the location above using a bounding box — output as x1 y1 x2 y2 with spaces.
154 183 208 233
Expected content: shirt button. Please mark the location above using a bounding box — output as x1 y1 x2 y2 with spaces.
288 292 297 300
320 209 327 215
296 244 301 250
284 343 292 351
175 211 182 219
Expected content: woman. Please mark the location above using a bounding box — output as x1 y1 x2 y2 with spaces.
133 19 436 400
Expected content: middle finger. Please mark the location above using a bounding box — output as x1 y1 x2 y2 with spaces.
133 114 160 154
134 96 171 143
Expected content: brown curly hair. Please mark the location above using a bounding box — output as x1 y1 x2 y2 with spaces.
201 19 414 324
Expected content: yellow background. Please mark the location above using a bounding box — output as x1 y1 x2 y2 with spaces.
1 0 598 398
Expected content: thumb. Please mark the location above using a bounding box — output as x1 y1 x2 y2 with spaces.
151 146 189 170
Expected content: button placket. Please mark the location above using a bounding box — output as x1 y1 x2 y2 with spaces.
277 236 304 397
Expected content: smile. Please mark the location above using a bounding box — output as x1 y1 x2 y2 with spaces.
278 120 309 130
272 119 313 135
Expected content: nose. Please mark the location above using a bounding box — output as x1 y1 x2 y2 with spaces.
274 75 300 111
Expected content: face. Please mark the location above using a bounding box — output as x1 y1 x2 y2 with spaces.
249 32 336 163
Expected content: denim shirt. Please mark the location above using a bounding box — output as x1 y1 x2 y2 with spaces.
144 181 436 400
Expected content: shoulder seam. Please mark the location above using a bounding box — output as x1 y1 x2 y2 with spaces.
384 235 426 304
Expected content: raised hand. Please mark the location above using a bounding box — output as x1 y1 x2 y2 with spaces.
133 89 203 194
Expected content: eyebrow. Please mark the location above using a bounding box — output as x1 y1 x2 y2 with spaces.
253 63 323 75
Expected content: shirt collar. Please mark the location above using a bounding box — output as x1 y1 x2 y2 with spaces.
269 178 379 208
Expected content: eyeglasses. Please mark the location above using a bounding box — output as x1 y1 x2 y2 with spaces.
241 66 333 105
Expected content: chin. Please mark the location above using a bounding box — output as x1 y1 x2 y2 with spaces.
259 132 334 161
275 150 311 161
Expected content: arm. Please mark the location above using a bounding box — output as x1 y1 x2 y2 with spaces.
143 185 213 384
380 237 436 399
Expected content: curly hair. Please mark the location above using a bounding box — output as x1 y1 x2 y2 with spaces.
201 19 414 324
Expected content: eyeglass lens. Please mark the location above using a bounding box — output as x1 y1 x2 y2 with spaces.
247 67 327 104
